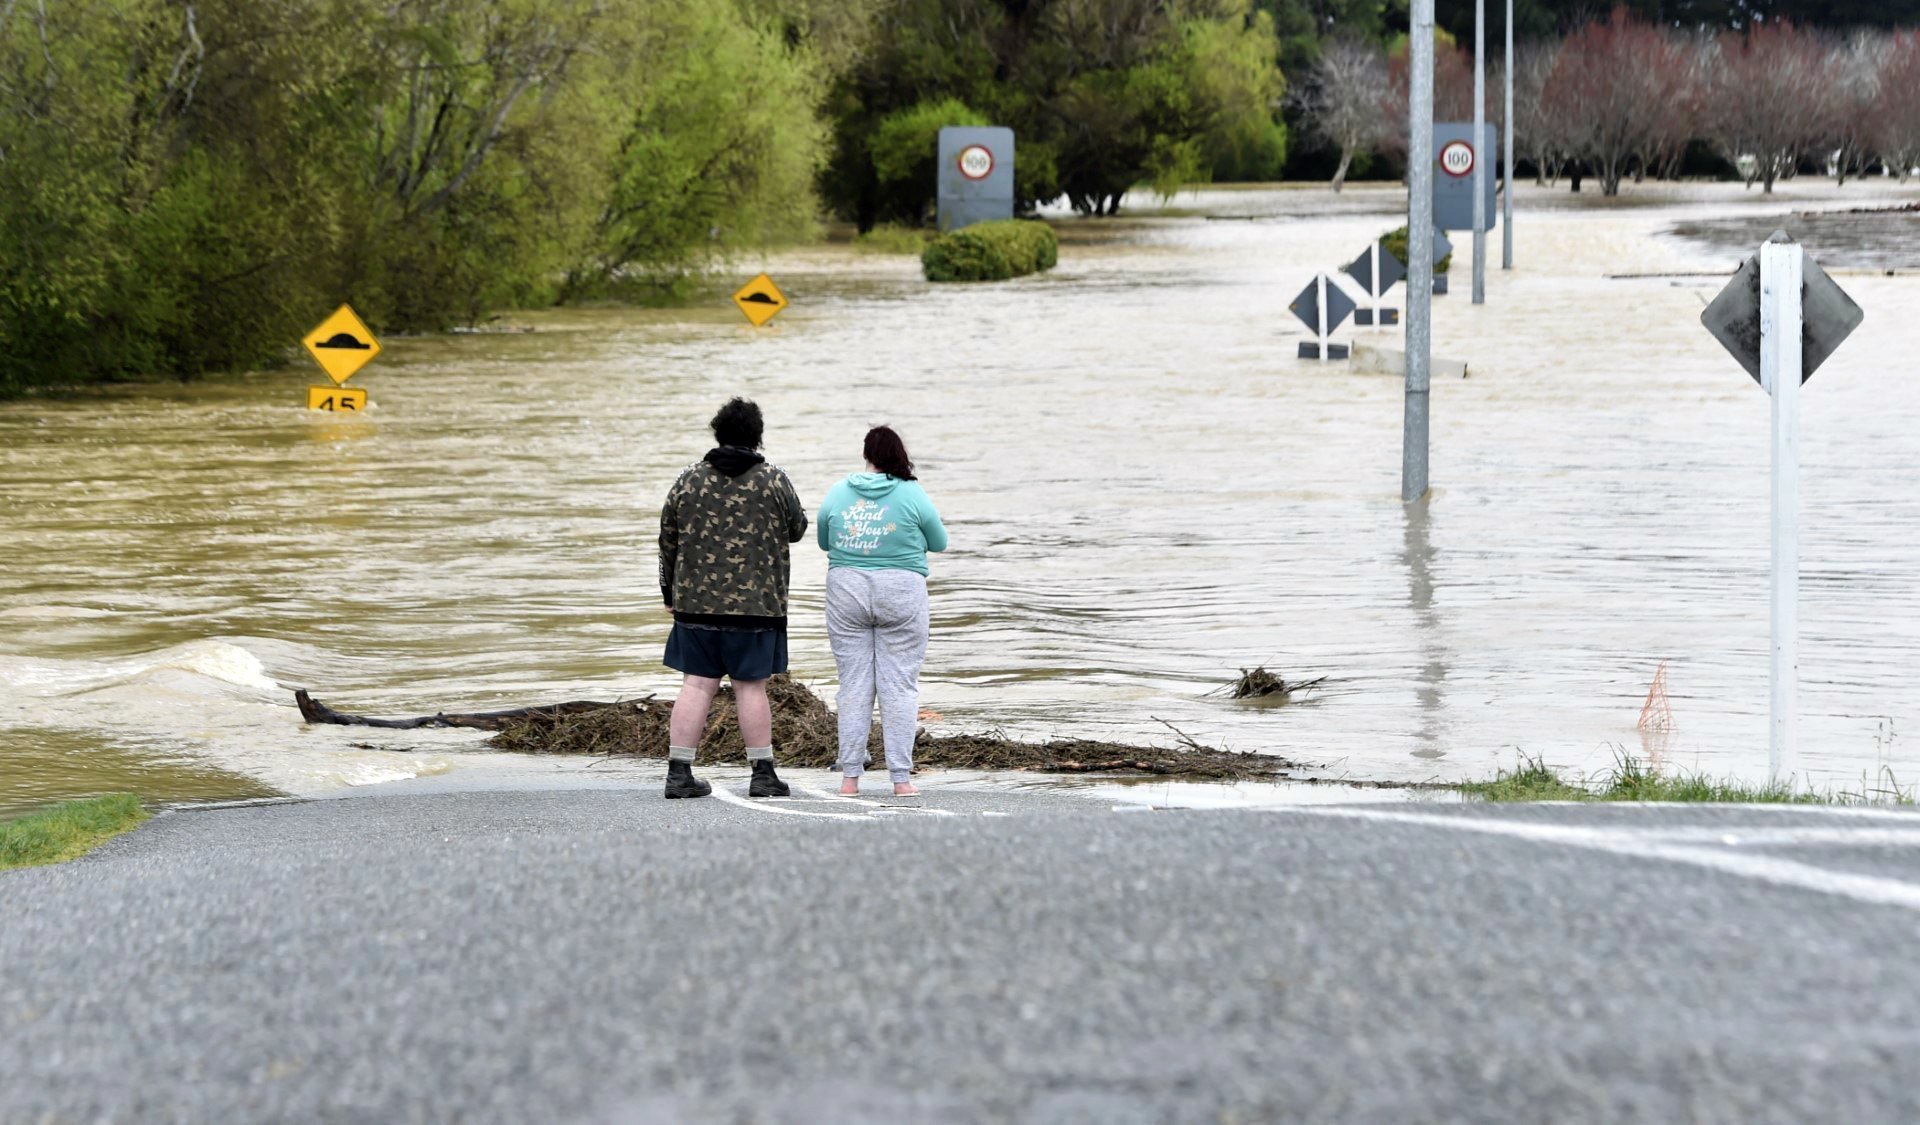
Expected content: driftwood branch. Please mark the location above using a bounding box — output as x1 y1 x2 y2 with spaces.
294 689 622 731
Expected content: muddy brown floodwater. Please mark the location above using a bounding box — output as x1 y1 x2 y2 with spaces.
3 179 1919 814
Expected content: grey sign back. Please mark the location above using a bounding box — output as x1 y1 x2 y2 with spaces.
937 126 1015 232
1433 123 1497 233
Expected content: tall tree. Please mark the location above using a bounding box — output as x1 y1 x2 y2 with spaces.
1703 20 1828 191
1868 31 1920 181
1291 34 1390 190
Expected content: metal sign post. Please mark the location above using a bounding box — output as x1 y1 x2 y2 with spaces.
1289 275 1356 359
1346 241 1403 326
1502 0 1514 270
1317 275 1330 363
1369 243 1381 323
1760 239 1803 785
1404 0 1435 502
1701 230 1864 787
1472 0 1487 304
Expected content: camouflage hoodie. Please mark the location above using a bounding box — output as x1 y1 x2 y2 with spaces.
658 447 808 627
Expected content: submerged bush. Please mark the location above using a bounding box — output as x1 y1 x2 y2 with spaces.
921 220 1059 282
1383 225 1454 274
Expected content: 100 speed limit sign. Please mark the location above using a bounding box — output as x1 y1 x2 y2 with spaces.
1438 140 1475 177
957 144 995 181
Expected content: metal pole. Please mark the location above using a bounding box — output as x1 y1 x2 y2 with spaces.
1404 0 1434 502
1760 237 1802 787
1370 242 1382 324
1316 273 1329 361
1472 0 1486 304
1502 0 1514 270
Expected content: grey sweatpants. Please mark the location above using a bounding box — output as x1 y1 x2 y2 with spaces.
826 568 930 783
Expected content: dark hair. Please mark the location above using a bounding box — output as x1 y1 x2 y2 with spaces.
863 425 915 481
711 397 764 449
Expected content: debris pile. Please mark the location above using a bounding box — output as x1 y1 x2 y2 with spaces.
1222 666 1327 700
483 677 1293 777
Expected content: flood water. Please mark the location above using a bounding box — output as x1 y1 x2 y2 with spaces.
4 179 1919 814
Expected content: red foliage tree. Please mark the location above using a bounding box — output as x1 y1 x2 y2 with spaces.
1378 35 1479 163
1869 31 1920 181
1540 9 1698 197
1704 21 1829 192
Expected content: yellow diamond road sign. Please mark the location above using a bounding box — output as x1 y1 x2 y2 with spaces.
302 304 381 385
732 274 787 327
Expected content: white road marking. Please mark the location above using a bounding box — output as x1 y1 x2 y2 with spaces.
1279 807 1920 915
795 785 957 816
711 788 871 821
1514 801 1920 821
1621 827 1920 847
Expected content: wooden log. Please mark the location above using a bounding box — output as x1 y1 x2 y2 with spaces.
293 690 623 731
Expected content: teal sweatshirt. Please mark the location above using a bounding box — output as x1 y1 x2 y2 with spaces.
816 473 949 575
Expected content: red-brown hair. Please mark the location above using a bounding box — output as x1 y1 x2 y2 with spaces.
863 425 915 480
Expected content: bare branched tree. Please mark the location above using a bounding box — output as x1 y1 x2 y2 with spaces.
1870 30 1920 180
1291 35 1389 192
1541 11 1693 197
1703 22 1828 192
1823 30 1889 185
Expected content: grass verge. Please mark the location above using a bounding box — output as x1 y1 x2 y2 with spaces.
1460 753 1914 805
0 794 149 871
852 223 932 255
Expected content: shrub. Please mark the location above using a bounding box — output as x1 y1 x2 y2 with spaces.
1383 225 1453 274
921 220 1059 282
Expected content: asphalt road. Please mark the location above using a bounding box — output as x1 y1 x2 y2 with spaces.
6 772 1920 1123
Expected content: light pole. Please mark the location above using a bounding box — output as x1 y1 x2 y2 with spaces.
1405 0 1435 503
1503 0 1514 269
1472 0 1486 304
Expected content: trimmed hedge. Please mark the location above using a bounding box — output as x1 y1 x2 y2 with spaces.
1383 225 1453 275
922 219 1059 282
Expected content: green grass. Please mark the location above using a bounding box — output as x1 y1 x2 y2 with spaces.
1460 753 1915 806
852 223 932 255
0 794 149 871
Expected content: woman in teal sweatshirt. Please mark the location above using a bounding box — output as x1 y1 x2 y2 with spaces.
816 426 949 796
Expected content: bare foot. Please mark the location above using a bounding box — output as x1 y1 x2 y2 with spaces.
893 782 920 797
839 777 860 796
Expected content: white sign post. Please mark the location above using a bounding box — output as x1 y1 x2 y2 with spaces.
1703 231 1863 788
1316 275 1330 363
1760 240 1803 786
1369 243 1383 324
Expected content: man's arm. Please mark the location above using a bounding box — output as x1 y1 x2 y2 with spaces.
658 480 681 608
777 471 808 544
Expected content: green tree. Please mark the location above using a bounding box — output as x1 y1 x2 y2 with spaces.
0 0 833 395
562 2 825 301
818 0 1289 223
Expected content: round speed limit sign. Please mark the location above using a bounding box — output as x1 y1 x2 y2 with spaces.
1438 140 1475 178
957 144 994 181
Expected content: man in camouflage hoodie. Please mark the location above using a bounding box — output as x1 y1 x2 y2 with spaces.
657 398 809 799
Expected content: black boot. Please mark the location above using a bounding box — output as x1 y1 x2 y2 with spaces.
664 759 711 799
748 759 789 798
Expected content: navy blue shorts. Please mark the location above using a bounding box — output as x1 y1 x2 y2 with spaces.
664 623 788 681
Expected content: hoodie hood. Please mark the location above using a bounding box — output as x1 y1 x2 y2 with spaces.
846 471 905 499
704 446 765 479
